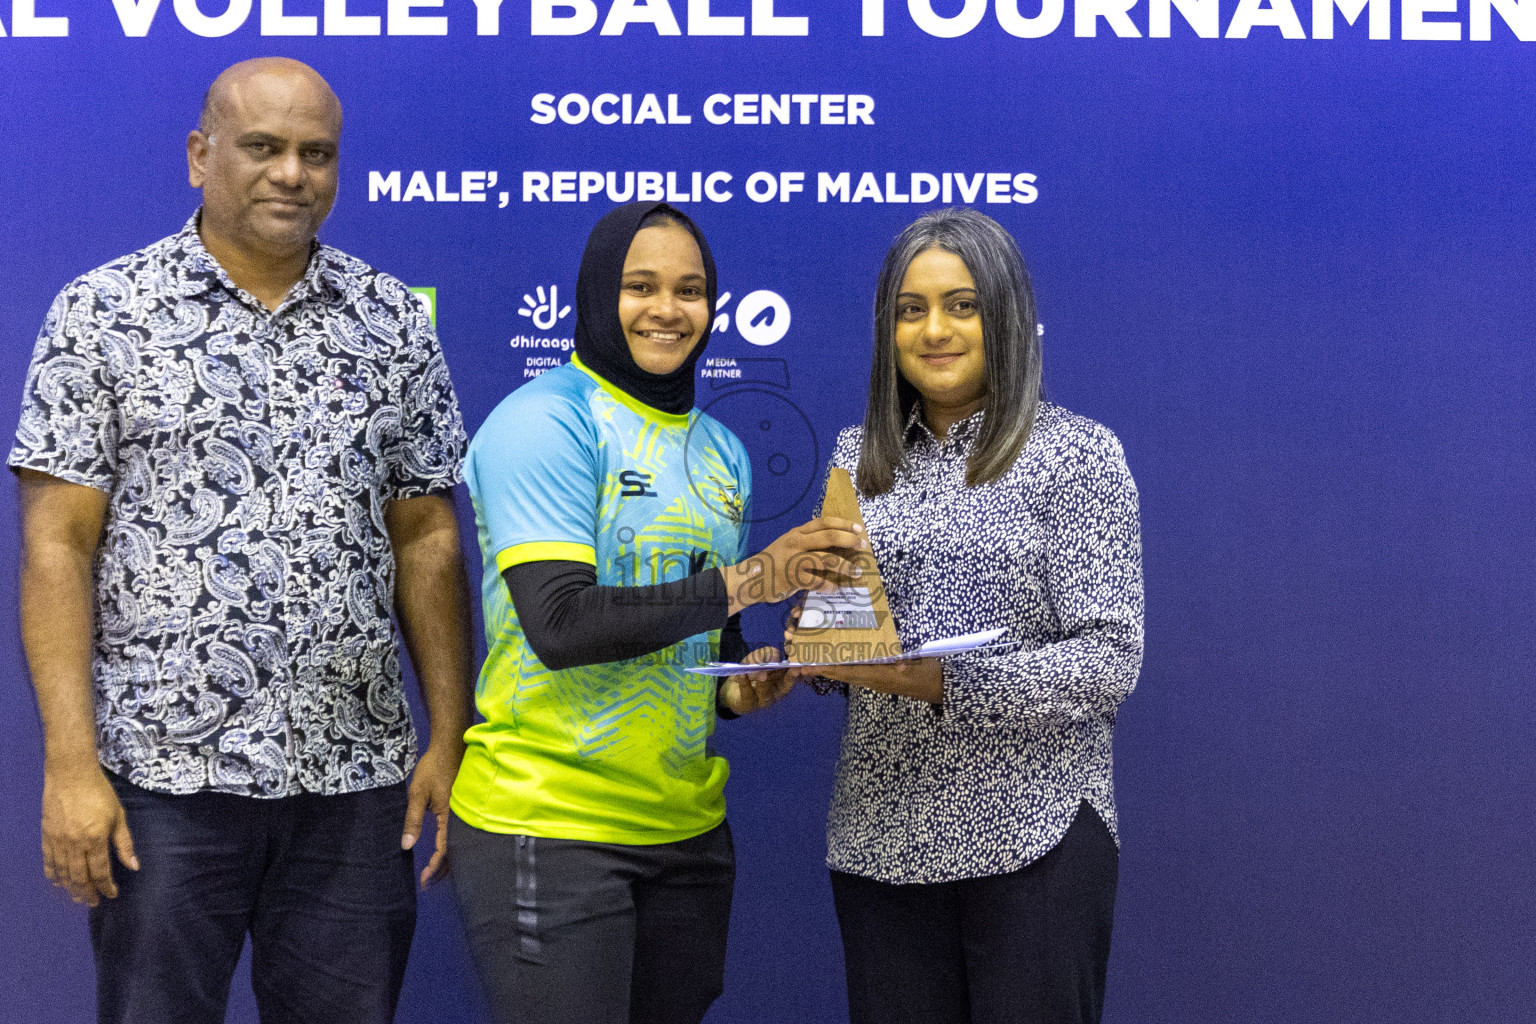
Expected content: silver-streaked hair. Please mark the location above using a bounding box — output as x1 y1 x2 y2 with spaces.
856 207 1043 495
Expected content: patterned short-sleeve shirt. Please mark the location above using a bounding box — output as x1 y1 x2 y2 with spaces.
8 213 468 798
826 402 1143 883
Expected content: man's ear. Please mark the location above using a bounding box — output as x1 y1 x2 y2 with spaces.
187 130 209 189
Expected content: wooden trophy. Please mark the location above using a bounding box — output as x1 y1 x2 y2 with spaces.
784 467 902 664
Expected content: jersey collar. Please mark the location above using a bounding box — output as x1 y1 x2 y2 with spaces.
571 354 694 429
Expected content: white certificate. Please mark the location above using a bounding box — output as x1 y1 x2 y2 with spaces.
685 627 1012 677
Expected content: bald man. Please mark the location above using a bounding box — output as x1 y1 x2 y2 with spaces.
11 59 473 1024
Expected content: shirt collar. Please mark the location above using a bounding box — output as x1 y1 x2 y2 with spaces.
172 209 329 309
905 401 986 447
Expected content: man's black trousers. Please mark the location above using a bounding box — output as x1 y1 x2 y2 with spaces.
90 772 416 1024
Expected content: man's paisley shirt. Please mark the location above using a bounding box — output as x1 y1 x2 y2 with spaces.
9 215 468 798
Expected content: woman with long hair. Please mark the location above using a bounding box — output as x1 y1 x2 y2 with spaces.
795 207 1144 1024
449 201 865 1024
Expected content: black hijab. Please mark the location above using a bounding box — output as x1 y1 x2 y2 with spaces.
573 201 718 416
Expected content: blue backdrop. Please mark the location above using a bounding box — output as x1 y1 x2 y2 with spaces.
2 3 1534 1021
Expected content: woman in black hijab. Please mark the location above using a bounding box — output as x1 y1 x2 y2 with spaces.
449 202 865 1024
571 201 713 412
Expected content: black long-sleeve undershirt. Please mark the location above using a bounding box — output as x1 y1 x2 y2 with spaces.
503 560 749 673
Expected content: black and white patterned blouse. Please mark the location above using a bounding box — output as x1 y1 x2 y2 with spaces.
825 402 1143 884
8 213 467 798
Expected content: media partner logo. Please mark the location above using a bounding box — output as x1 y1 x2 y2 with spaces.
519 285 572 330
712 290 790 346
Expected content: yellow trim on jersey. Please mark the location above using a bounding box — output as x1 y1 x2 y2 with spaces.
570 353 693 429
496 541 598 572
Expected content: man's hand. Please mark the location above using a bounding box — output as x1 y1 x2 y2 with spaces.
19 470 119 908
722 517 869 616
41 760 137 908
402 739 465 889
386 493 474 890
720 646 796 716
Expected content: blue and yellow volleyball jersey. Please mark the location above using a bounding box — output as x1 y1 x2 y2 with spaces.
451 356 752 843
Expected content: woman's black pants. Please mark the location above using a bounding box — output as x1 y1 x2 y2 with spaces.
830 801 1119 1024
449 814 735 1024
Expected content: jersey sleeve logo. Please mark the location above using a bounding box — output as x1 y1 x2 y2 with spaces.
619 469 659 498
708 475 745 523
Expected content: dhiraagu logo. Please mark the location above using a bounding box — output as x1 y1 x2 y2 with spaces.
409 286 437 327
519 285 572 330
508 280 575 379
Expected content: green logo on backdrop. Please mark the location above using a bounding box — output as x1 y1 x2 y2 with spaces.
409 286 437 328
